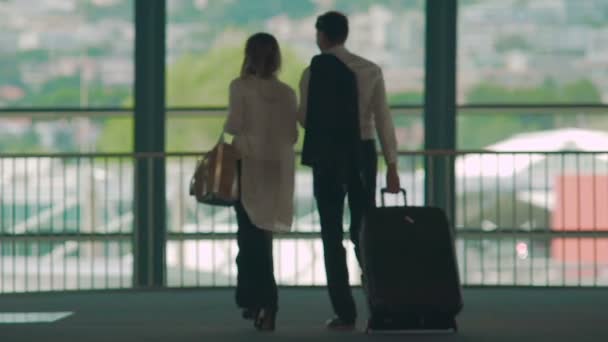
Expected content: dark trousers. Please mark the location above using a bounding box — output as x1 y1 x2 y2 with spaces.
313 141 377 322
234 164 278 311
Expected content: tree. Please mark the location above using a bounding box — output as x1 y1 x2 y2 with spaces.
459 79 603 148
0 126 42 153
80 0 132 22
169 0 316 25
466 78 601 104
96 117 133 152
333 0 423 12
13 76 129 108
167 42 306 151
0 54 22 86
389 92 423 105
495 35 530 53
388 91 424 148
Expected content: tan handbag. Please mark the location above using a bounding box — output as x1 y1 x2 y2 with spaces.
189 134 239 206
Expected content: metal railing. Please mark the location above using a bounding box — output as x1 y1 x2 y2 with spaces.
1 104 608 292
1 149 607 293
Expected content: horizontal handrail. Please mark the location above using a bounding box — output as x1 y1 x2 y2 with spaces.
0 105 420 113
0 150 607 158
0 103 607 117
458 104 608 112
0 233 133 241
2 230 608 241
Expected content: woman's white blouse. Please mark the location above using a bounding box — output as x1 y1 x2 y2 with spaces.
224 76 298 232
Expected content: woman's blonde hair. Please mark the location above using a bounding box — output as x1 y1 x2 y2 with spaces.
240 33 281 79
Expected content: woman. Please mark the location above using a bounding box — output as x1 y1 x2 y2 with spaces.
223 33 298 332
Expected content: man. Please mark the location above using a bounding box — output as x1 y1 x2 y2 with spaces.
298 11 401 330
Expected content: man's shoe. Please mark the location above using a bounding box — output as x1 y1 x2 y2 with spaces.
326 317 356 331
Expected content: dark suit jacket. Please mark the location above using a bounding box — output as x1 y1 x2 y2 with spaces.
301 54 360 175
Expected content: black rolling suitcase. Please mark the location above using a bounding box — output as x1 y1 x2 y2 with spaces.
359 189 463 334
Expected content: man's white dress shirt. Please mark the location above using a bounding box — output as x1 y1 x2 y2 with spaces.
298 45 398 164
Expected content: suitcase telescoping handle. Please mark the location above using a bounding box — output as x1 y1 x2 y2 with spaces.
380 188 407 207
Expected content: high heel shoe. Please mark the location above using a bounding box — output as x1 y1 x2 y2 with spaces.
254 308 276 332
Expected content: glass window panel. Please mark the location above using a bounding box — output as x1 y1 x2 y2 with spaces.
167 0 424 106
0 0 134 108
166 0 425 151
458 0 608 104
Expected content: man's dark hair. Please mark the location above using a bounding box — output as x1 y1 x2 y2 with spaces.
315 11 349 45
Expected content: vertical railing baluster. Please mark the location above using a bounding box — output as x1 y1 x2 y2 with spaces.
560 152 567 286
37 157 42 291
90 156 95 289
211 199 216 287
0 157 3 294
64 157 68 290
529 153 534 285
12 157 16 292
50 156 54 291
602 155 606 286
179 156 185 287
313 173 318 285
295 229 299 285
512 153 517 286
118 156 124 288
496 152 502 285
479 153 485 285
195 203 200 287
411 154 416 205
292 166 298 287
593 153 598 287
77 156 81 290
545 153 549 286
576 153 582 286
104 156 109 289
121 235 126 287
147 156 154 288
461 152 468 285
228 214 234 287
24 157 29 292
276 235 281 285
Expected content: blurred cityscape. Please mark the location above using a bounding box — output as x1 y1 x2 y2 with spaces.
1 0 608 104
0 0 606 153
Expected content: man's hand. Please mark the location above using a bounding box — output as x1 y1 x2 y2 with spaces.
385 163 400 193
